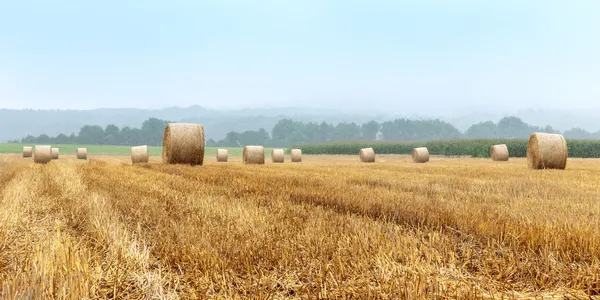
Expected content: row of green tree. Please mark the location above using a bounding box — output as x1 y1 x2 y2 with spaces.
20 118 170 146
18 116 600 147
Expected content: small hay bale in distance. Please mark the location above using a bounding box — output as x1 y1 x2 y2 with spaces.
490 144 509 161
34 145 52 164
290 149 302 163
359 147 375 163
51 148 59 160
162 123 205 165
243 146 265 165
271 149 285 163
216 149 228 162
76 148 88 160
412 147 429 163
527 133 568 170
23 146 32 158
131 145 149 164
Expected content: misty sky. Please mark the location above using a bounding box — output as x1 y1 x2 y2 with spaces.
0 1 598 113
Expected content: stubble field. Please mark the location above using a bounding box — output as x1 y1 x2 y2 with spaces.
0 154 599 299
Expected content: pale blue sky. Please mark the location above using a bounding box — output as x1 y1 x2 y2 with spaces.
0 1 598 113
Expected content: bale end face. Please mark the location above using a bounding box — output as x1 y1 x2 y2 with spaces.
271 149 285 163
34 145 52 164
243 146 265 165
412 147 429 163
359 148 375 163
162 123 205 165
527 133 568 170
490 144 509 161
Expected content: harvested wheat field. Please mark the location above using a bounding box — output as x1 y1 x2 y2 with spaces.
1 153 599 299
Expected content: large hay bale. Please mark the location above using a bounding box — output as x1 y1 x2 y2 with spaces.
290 149 302 163
359 147 375 163
216 149 228 162
51 148 59 160
23 146 32 158
243 146 265 164
162 123 205 165
76 148 87 160
34 145 52 164
490 144 509 161
527 133 568 170
131 145 149 164
412 147 429 163
271 149 284 163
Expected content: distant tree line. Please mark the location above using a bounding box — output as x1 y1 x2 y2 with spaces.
17 116 600 147
20 118 170 146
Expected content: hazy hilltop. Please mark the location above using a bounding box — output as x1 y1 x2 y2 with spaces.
2 106 600 143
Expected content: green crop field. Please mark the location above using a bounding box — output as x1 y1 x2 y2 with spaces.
0 143 252 157
294 139 600 158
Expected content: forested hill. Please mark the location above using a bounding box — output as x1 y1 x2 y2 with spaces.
3 106 600 143
0 106 379 143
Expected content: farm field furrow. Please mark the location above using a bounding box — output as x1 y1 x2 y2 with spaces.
0 154 599 298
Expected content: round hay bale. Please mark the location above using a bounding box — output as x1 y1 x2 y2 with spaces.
51 148 59 160
490 144 509 161
271 149 284 163
23 146 32 158
359 147 375 163
412 147 429 163
290 149 302 163
243 146 265 165
131 145 149 164
162 123 205 165
76 148 87 160
527 133 568 170
34 145 52 164
216 149 228 162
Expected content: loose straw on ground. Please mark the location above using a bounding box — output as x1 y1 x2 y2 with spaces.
162 123 205 165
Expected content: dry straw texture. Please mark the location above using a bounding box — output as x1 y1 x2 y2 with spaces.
51 148 59 160
33 145 52 164
490 144 509 161
1 155 600 298
162 123 205 166
412 147 430 163
22 147 32 158
216 149 228 162
243 146 265 164
290 149 302 162
131 145 149 164
527 133 568 170
76 148 87 160
271 149 284 163
359 147 375 163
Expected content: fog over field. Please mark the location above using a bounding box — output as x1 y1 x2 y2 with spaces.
1 1 599 139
